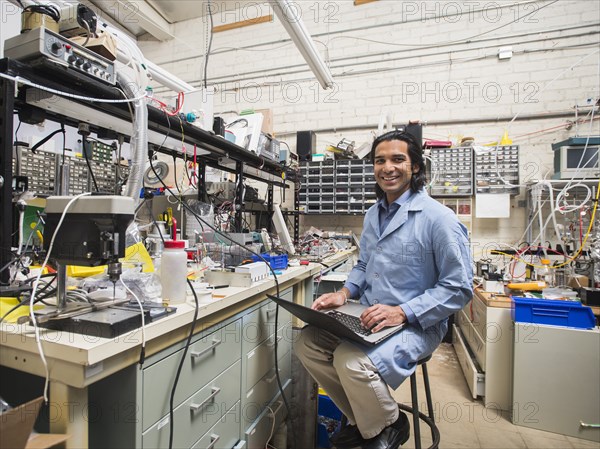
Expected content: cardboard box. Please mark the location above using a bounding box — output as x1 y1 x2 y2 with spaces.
0 397 68 449
70 30 117 61
255 108 273 134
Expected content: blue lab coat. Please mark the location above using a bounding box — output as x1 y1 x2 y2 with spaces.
345 189 473 389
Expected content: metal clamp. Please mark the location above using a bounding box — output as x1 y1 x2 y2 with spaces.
191 338 222 359
206 434 221 449
190 387 221 412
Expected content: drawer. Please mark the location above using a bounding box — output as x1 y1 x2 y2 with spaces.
242 293 292 355
457 309 486 371
244 381 290 449
191 402 241 449
453 325 485 399
245 323 292 389
143 359 242 449
242 350 292 428
471 294 488 341
143 320 242 430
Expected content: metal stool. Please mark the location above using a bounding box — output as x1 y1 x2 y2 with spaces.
398 355 440 449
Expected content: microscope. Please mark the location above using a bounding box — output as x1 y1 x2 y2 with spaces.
38 195 140 337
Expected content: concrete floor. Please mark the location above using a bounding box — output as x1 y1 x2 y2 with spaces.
388 343 599 449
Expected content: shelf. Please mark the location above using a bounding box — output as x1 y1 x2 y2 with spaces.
0 58 284 179
0 57 288 282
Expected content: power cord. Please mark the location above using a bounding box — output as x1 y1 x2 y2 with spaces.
148 154 297 448
120 279 146 366
168 279 199 449
78 123 100 192
28 192 92 402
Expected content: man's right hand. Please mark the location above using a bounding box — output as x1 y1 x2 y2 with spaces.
312 290 347 310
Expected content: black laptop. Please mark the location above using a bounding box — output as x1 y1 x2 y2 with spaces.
267 295 405 346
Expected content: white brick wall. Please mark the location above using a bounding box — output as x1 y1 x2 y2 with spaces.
138 0 600 249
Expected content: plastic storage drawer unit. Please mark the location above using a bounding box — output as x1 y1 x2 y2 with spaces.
511 296 596 329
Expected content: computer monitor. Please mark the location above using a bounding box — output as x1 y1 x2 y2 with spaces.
272 204 296 255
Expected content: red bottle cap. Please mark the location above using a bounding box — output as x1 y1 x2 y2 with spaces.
164 240 185 249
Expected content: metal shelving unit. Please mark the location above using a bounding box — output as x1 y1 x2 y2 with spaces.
0 57 287 282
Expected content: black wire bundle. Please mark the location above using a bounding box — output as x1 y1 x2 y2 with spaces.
23 3 60 23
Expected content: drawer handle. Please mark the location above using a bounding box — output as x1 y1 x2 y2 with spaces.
580 421 600 428
267 336 283 348
206 433 220 449
266 307 277 315
191 339 222 359
190 387 221 412
265 371 278 384
233 441 247 449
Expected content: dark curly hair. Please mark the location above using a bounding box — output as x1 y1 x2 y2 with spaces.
370 130 426 200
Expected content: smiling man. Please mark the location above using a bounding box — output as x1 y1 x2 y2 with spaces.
295 130 473 449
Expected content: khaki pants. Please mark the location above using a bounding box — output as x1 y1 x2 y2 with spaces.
295 326 399 439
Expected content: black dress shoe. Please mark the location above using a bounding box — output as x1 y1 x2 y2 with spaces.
330 424 365 448
362 410 410 449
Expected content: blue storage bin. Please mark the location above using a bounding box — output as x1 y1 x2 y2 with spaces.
317 394 342 448
251 253 288 269
511 296 596 329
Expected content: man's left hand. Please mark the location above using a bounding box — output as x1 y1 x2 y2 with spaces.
360 304 407 333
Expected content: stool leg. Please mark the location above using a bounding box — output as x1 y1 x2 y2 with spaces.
410 373 421 449
422 363 436 441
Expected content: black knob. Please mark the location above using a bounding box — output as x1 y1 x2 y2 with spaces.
82 62 92 70
75 58 84 66
51 42 62 53
67 55 77 64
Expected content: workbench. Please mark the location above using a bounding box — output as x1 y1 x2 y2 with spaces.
0 251 355 449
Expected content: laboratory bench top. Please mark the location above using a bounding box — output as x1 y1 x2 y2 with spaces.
474 285 600 316
0 251 355 389
473 286 512 308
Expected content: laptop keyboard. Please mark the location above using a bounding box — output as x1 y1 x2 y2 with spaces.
326 310 371 336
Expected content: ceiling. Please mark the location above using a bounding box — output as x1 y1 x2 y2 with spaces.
88 0 265 40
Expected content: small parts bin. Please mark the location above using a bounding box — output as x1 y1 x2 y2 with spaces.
511 296 596 329
251 253 288 269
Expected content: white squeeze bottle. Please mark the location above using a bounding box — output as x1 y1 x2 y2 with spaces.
160 219 187 304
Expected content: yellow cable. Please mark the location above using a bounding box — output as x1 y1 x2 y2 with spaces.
492 179 600 269
552 178 600 268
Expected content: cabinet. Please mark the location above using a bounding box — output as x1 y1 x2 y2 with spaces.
298 160 376 214
86 289 293 449
512 323 600 443
241 290 293 448
452 288 513 411
474 145 520 195
428 146 473 196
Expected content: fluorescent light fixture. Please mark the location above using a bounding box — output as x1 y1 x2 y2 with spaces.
269 0 334 89
25 89 209 156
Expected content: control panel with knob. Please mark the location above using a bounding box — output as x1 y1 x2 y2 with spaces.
4 27 116 85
